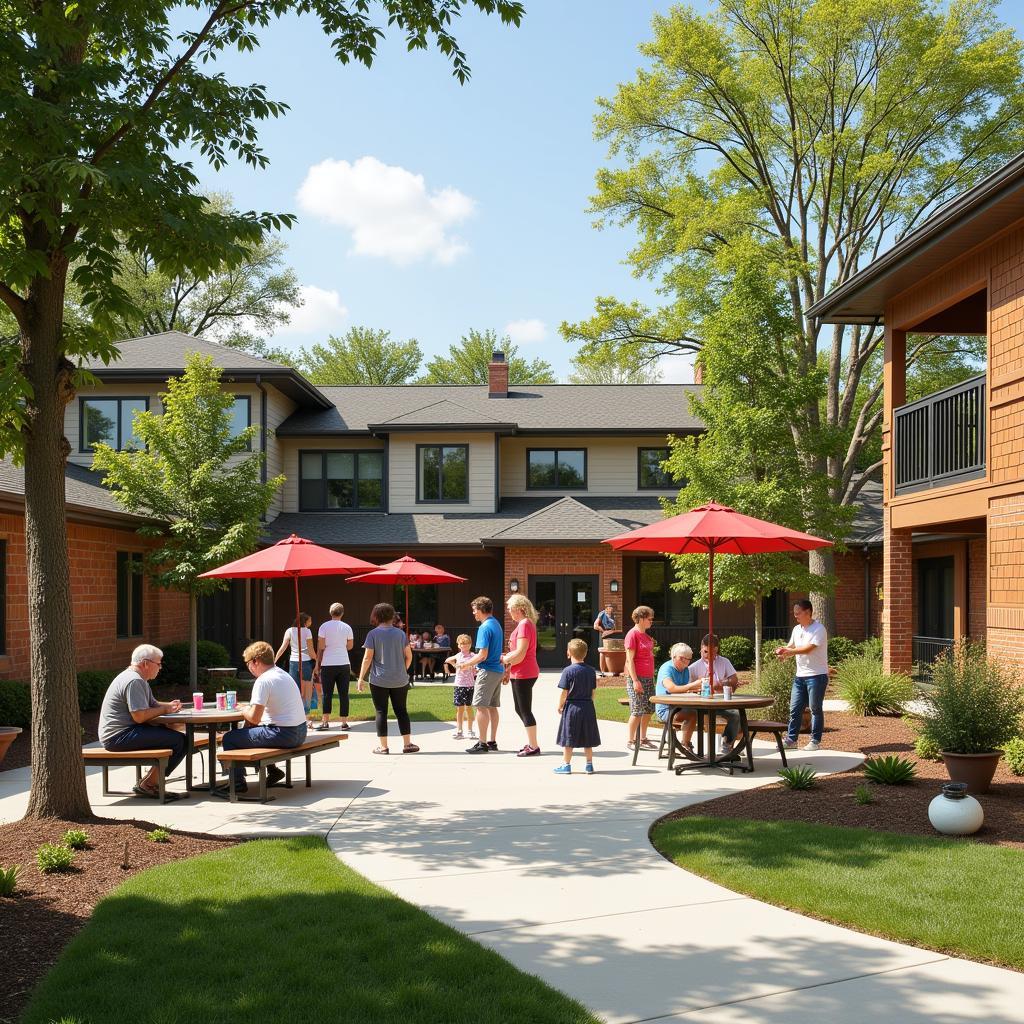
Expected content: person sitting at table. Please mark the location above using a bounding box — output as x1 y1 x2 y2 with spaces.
654 643 699 754
417 631 436 680
433 623 452 678
98 644 187 801
687 634 743 757
215 641 308 796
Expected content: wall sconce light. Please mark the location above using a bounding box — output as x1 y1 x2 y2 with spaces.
509 578 520 593
609 579 620 593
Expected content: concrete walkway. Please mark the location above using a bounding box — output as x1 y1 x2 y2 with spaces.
2 672 1022 1022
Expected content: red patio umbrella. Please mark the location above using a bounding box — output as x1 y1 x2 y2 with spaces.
346 555 467 637
603 503 832 689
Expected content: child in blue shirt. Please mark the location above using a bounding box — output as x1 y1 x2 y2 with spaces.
555 638 601 774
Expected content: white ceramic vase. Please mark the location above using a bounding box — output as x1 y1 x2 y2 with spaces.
928 782 984 836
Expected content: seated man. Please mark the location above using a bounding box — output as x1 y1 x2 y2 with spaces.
687 634 743 756
98 644 186 800
654 643 698 753
217 641 308 795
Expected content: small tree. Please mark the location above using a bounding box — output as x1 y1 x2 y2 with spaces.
92 356 283 685
301 326 423 385
419 328 555 384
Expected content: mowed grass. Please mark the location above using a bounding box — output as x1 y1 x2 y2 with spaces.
652 816 1024 970
593 686 630 722
24 837 600 1024
341 685 457 722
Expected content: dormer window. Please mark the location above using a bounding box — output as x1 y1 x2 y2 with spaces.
417 444 469 503
527 448 586 490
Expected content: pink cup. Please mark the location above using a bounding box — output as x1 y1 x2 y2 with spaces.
192 692 204 711
216 692 227 710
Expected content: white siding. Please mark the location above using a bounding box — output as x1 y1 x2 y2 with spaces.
67 384 165 467
389 432 495 513
499 434 676 497
278 436 386 513
262 386 296 516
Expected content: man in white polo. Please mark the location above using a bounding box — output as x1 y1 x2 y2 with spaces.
776 599 829 751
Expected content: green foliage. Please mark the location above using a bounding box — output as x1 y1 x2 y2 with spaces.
862 755 917 785
419 329 555 385
860 636 884 661
76 670 116 713
837 655 914 716
301 327 423 385
914 734 943 762
568 345 662 384
0 864 20 896
828 636 859 665
918 642 1024 754
854 784 874 805
752 657 795 722
37 843 75 874
1004 738 1024 776
0 679 31 727
159 641 230 687
718 635 754 671
778 765 817 790
62 830 90 851
147 829 171 844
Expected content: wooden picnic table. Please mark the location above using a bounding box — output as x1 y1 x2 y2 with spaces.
156 706 245 791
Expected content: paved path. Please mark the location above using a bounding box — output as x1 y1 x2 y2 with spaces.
2 672 1021 1022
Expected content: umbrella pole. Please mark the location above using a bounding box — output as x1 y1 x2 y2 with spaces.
708 549 715 692
293 573 301 649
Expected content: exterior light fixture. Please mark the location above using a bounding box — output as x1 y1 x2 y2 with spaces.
609 579 620 593
509 578 520 593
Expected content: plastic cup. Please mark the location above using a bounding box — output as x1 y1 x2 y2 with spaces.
226 690 237 710
723 686 733 701
192 692 204 711
216 692 227 710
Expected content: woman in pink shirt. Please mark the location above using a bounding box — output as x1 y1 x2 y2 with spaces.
624 605 657 750
501 593 541 757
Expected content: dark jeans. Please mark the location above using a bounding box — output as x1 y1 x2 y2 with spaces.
787 673 829 743
105 724 187 775
369 683 411 737
320 664 351 716
511 677 538 728
222 722 307 782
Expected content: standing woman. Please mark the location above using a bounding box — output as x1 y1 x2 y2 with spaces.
501 593 541 757
624 605 657 751
275 611 317 724
314 602 354 731
356 603 417 755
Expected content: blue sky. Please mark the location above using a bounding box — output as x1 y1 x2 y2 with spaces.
193 1 1024 383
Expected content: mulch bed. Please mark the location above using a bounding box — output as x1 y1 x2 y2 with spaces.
0 817 235 1022
659 711 1024 848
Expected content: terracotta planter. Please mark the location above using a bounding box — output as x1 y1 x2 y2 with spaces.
941 750 1002 794
599 647 627 676
0 726 22 766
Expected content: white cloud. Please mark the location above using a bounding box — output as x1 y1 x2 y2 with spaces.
296 156 476 266
504 318 548 344
275 284 348 335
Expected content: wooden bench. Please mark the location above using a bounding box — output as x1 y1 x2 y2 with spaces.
217 734 344 803
83 735 213 802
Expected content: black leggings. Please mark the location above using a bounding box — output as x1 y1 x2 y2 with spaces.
320 664 351 716
511 677 538 728
369 683 411 737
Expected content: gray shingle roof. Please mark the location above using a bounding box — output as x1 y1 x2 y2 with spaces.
277 384 703 435
847 478 884 547
82 331 287 372
375 398 514 429
485 497 626 542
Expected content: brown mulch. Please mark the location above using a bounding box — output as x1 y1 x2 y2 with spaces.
661 711 1024 848
0 817 235 1022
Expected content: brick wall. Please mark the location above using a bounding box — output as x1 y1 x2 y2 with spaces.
0 512 190 681
988 493 1024 670
833 549 882 642
969 536 986 640
883 523 914 673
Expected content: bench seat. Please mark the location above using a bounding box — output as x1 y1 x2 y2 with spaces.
217 734 345 803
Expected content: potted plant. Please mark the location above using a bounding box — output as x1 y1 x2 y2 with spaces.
917 641 1024 794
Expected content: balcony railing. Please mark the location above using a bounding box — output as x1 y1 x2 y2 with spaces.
912 635 954 669
894 374 985 494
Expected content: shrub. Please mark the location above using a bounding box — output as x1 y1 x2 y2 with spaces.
159 640 231 685
914 734 942 761
37 843 75 873
778 765 817 789
837 655 914 716
62 829 89 850
1003 737 1024 776
147 828 170 843
0 679 31 728
754 657 796 722
863 754 917 785
854 783 874 805
918 641 1024 754
828 635 859 665
0 864 20 896
718 635 754 671
76 670 116 712
859 636 883 661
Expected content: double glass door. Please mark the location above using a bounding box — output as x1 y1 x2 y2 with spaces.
530 575 599 669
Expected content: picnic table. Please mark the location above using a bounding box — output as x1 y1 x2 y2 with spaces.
411 643 450 678
156 705 245 791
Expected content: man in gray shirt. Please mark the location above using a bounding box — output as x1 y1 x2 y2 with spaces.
99 644 186 800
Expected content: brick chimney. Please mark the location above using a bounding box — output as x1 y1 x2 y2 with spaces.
488 350 508 397
693 359 703 386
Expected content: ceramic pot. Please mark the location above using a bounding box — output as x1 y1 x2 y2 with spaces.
928 782 984 836
0 726 22 766
941 750 1002 794
598 647 627 676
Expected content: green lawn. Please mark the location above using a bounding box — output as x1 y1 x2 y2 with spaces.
339 685 457 722
594 686 630 722
24 837 600 1024
652 816 1024 970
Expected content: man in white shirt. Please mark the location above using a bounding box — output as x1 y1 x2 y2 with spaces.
687 634 742 755
215 640 308 796
775 599 829 751
314 602 354 731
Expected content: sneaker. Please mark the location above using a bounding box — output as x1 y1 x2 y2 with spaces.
316 721 330 731
452 730 464 740
516 745 541 757
782 737 797 748
805 740 821 751
486 740 498 751
553 763 571 774
340 722 350 731
466 741 489 754
266 765 287 788
584 762 595 774
625 740 636 750
719 740 734 756
467 730 478 740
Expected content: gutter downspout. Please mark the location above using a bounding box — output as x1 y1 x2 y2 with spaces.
255 375 268 487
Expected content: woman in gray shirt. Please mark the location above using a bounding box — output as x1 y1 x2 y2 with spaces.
356 603 416 754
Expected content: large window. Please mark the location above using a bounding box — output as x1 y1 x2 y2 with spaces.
116 551 144 638
638 447 674 489
300 450 385 511
417 445 468 503
637 559 696 625
80 397 148 451
228 396 251 444
526 448 586 490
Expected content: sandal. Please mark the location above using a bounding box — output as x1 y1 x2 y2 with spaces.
402 743 420 754
639 738 658 750
132 783 160 799
373 746 389 755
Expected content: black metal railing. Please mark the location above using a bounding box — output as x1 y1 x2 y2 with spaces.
894 374 985 494
912 635 954 666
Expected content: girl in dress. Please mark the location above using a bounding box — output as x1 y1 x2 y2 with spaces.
554 638 602 774
444 634 477 740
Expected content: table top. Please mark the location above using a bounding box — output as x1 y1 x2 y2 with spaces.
653 694 774 710
156 708 246 724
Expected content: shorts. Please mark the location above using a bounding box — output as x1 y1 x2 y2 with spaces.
453 686 474 707
627 676 655 717
472 668 504 708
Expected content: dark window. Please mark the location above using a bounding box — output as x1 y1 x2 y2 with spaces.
638 447 674 489
299 450 385 511
918 556 955 639
228 396 251 447
417 445 468 503
117 552 144 638
396 584 438 631
80 397 148 451
526 449 586 490
0 541 6 654
637 559 696 625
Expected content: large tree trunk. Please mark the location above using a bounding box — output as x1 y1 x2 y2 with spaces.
190 591 198 688
23 289 93 821
808 547 837 639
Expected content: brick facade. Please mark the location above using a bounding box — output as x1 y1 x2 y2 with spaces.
883 522 914 673
833 549 882 642
0 512 190 681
